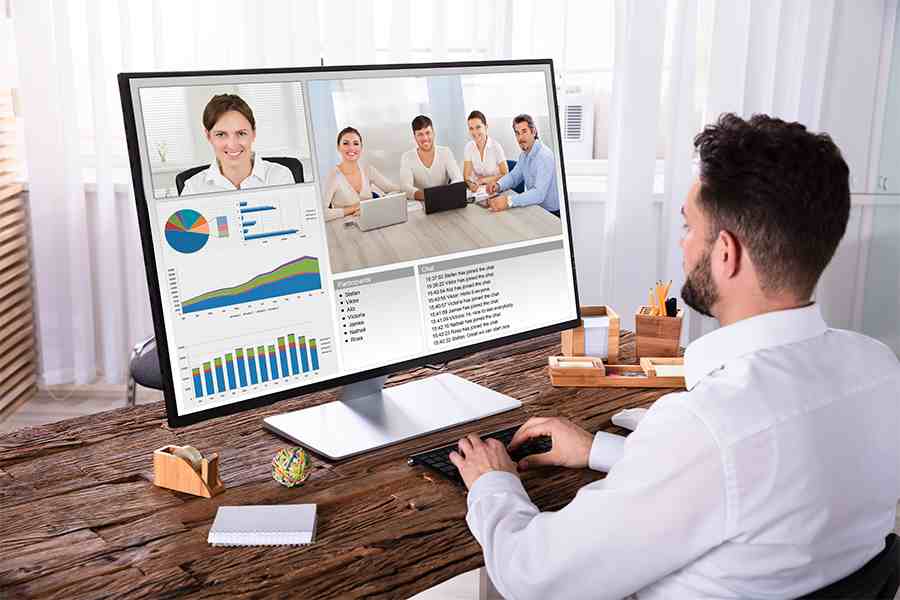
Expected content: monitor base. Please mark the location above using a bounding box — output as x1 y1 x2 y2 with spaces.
262 373 522 460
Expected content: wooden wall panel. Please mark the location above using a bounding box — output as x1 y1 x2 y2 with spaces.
0 88 36 417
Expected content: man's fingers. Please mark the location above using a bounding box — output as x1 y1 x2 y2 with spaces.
518 451 557 471
448 451 462 468
509 418 553 450
486 438 505 451
457 437 472 457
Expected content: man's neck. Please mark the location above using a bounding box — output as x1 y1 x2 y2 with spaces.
715 294 812 328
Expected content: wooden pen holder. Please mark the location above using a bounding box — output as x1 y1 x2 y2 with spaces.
153 445 224 498
561 305 620 363
635 306 683 358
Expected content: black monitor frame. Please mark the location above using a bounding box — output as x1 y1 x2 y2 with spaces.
118 58 581 428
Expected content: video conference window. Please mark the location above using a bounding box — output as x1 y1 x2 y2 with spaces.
307 71 564 274
139 82 313 199
127 64 577 419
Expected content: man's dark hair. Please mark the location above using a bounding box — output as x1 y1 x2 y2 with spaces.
693 113 850 299
411 115 433 133
513 114 538 138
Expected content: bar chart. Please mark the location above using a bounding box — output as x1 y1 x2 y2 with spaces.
191 330 327 400
238 199 300 242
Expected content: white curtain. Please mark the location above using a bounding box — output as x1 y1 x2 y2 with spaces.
8 0 849 384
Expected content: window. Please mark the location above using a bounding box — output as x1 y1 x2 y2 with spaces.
139 87 194 167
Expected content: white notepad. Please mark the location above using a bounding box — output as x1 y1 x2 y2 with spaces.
583 316 610 357
208 504 317 546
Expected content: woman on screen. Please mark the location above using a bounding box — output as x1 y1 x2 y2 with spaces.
322 127 403 221
462 110 508 193
180 94 295 195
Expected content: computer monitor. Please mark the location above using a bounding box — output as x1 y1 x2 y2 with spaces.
119 59 580 459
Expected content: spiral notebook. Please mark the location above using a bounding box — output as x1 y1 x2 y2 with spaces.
208 504 317 546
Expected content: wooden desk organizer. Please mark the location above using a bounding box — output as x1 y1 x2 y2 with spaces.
153 445 224 498
635 306 683 358
548 356 685 388
561 305 620 363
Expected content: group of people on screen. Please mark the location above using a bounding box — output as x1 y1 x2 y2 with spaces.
322 112 560 221
178 93 560 221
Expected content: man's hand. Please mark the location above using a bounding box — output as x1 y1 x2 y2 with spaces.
449 433 518 490
414 189 425 201
509 417 594 470
343 203 360 216
486 181 501 195
488 195 510 212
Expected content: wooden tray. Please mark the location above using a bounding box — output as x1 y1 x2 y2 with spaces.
549 356 685 388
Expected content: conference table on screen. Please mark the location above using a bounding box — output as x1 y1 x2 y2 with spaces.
326 201 562 273
0 332 681 599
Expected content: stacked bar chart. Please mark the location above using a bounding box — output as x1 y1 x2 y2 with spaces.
238 199 299 241
215 216 229 238
190 331 328 399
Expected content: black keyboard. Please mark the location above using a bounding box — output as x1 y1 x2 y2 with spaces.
407 424 552 485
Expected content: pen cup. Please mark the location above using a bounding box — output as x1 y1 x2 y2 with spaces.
635 306 683 358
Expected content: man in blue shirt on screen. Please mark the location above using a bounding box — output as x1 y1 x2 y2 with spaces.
486 114 560 217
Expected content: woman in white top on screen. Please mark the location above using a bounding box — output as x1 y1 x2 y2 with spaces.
180 94 294 195
462 110 508 193
322 127 403 221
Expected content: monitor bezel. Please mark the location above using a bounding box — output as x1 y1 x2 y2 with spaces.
118 58 582 429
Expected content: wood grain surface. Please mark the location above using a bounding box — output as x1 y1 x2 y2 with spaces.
326 203 562 273
0 332 673 599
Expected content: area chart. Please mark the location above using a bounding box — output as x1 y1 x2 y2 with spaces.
181 256 321 314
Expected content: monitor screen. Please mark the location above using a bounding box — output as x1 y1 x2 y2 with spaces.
120 60 580 426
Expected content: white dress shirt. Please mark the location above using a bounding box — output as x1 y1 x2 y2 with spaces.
180 154 295 195
399 146 463 200
466 304 900 599
321 162 402 221
464 137 507 179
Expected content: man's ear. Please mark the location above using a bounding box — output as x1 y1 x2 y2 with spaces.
715 229 741 279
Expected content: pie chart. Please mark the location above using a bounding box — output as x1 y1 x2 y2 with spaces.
165 209 210 254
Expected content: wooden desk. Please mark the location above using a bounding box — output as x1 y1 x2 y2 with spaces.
0 333 673 599
326 203 562 273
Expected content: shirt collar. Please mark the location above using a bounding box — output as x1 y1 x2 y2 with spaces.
523 139 543 158
205 153 266 188
684 303 828 390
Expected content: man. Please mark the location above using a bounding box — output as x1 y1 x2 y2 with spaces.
486 114 559 217
450 114 900 599
399 114 463 201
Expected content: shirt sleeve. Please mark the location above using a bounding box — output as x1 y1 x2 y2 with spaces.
267 163 296 186
465 397 726 600
367 164 401 195
399 153 417 201
588 431 627 472
444 147 463 184
498 156 523 193
494 140 508 170
180 172 201 196
321 170 345 222
508 150 554 208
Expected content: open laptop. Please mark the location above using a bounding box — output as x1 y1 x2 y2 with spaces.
423 181 467 215
355 191 408 231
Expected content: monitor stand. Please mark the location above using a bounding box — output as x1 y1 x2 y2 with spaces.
262 373 522 460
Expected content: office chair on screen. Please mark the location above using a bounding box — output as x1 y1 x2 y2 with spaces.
174 156 304 195
506 159 525 193
796 533 899 599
